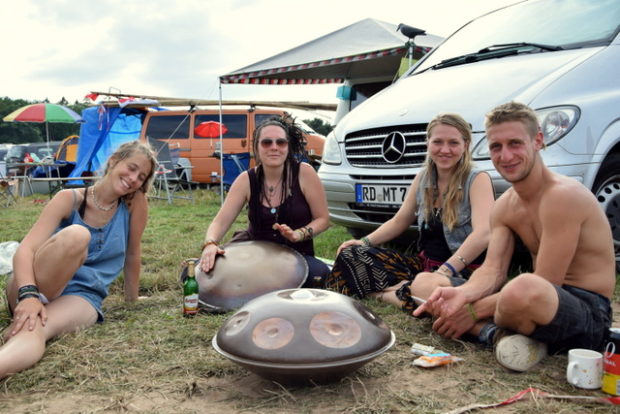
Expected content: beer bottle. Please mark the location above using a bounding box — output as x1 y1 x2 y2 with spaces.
183 259 199 317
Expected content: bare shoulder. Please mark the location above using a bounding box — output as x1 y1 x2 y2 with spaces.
51 188 82 210
542 174 597 213
491 187 516 216
127 190 148 214
298 162 321 185
299 162 317 177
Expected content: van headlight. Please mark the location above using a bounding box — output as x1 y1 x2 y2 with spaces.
321 131 342 165
473 106 580 159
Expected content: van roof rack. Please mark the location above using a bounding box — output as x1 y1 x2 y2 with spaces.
87 91 336 112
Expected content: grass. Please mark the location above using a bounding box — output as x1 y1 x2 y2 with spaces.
0 189 618 413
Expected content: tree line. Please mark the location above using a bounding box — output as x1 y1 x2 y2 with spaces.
0 97 87 145
0 96 334 145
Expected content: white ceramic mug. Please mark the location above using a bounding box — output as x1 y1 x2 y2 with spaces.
566 348 603 389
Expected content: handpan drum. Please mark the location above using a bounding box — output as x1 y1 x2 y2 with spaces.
195 240 308 311
212 288 396 385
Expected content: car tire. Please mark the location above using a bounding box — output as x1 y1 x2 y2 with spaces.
593 153 620 273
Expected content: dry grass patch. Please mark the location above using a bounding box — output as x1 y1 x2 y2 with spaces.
0 189 618 413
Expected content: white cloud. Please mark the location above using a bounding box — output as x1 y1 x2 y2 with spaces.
0 0 517 104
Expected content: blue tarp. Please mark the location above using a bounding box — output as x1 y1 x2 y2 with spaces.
70 106 146 178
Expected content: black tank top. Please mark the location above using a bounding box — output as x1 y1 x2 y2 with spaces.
247 162 314 256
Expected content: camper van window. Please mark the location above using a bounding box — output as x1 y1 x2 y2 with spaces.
195 114 247 139
350 81 391 112
255 113 284 126
144 115 190 139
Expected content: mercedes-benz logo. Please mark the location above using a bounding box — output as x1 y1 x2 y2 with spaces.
381 132 406 163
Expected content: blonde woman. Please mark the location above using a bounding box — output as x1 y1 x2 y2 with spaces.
326 113 495 314
0 141 157 379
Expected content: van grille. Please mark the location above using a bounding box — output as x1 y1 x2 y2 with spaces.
344 124 428 168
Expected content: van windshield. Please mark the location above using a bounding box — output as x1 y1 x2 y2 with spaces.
415 0 620 72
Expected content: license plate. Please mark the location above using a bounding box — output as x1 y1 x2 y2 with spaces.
355 184 408 205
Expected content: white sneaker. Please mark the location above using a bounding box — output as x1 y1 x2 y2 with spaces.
494 333 547 372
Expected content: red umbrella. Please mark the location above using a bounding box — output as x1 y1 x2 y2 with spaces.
194 121 228 138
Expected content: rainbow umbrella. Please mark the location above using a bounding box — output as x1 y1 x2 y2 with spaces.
3 103 83 147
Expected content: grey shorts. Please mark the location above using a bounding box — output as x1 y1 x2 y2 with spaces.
530 284 612 354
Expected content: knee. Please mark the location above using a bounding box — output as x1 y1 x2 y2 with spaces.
53 225 90 256
497 273 545 314
410 271 449 297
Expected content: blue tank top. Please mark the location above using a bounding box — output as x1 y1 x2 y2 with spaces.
58 193 130 309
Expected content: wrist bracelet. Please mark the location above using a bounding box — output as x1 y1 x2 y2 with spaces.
466 303 478 321
305 226 314 239
18 284 39 297
18 293 41 302
456 255 468 266
296 228 306 241
442 262 457 276
361 236 372 247
201 239 219 251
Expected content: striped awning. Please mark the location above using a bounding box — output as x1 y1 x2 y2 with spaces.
221 46 431 85
220 18 441 85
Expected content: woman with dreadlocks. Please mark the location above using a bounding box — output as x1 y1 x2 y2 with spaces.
326 113 495 315
198 116 330 287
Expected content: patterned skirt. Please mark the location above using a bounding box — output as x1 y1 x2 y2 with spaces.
325 245 427 299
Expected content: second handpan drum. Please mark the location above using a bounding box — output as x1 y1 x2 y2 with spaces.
195 240 308 311
212 289 395 384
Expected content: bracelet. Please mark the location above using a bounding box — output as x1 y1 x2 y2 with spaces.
18 284 39 298
442 262 457 276
305 226 314 239
18 293 41 302
295 228 306 241
361 236 372 247
201 239 219 251
456 255 468 266
466 303 478 321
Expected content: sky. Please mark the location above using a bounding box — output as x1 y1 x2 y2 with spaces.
1 0 518 114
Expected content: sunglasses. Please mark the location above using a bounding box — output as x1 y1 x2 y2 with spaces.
259 138 288 148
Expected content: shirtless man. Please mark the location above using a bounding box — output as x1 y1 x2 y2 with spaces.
414 101 615 372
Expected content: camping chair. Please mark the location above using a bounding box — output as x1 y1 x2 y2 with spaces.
214 152 251 192
148 138 195 204
0 167 16 208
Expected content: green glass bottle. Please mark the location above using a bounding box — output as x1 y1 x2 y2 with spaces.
183 259 199 317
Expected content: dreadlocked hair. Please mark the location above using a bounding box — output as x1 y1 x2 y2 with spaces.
252 114 307 208
422 113 473 230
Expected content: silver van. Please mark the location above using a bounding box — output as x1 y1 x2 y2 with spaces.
318 0 620 267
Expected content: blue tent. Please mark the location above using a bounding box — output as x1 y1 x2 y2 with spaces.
70 106 147 178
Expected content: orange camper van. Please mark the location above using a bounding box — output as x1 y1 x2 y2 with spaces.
139 107 325 184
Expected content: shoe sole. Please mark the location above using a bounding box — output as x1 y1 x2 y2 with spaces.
495 334 547 372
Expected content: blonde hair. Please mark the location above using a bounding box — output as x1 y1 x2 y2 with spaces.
422 113 473 230
485 101 539 138
103 140 157 200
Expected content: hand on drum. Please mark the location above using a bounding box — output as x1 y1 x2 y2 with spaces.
199 243 226 273
272 223 300 243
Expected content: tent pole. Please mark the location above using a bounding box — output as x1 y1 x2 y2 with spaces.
218 80 224 206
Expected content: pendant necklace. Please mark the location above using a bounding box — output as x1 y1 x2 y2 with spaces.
266 178 281 214
91 185 117 212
